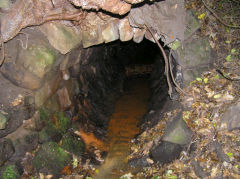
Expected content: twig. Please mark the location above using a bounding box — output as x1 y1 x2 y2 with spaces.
50 0 55 8
144 24 173 97
169 49 188 95
202 0 240 29
0 34 5 66
216 69 240 81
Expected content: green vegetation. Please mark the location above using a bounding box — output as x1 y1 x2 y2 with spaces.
33 142 72 176
56 112 71 134
61 133 85 156
1 165 20 179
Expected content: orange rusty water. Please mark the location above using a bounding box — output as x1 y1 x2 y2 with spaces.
76 128 109 151
94 78 149 179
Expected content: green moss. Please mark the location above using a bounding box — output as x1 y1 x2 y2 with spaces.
171 134 185 144
24 132 38 144
39 123 62 143
1 165 20 179
61 133 85 156
24 44 56 78
33 142 71 176
56 112 71 134
34 47 56 67
39 108 50 121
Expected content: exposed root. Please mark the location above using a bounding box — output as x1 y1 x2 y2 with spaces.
169 49 188 95
145 24 188 98
144 24 173 98
16 32 29 50
42 11 86 25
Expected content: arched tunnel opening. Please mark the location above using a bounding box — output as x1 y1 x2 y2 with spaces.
74 38 168 131
61 38 182 178
2 0 239 178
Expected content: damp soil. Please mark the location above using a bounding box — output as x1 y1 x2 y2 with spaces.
93 77 150 179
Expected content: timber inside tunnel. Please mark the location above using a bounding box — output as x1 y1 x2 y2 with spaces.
0 0 214 178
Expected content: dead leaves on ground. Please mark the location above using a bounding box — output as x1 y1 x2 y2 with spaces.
127 69 240 178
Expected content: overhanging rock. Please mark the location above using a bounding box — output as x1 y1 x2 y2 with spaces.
129 0 186 45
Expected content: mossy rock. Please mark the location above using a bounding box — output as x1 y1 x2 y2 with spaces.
39 123 62 143
0 0 11 9
33 142 72 176
0 164 20 179
21 44 56 79
178 38 211 67
61 133 85 156
0 139 15 167
185 10 200 39
162 112 192 145
0 112 7 129
34 108 51 131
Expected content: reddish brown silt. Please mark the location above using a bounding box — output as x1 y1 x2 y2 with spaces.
94 78 149 178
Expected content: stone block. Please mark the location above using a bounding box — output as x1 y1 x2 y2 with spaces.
40 22 82 54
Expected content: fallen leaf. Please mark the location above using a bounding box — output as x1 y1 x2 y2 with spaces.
213 94 221 99
198 13 206 19
226 55 231 62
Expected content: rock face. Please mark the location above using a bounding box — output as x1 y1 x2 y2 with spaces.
119 18 133 42
0 0 12 9
40 22 82 54
162 112 192 145
184 10 201 39
34 71 62 107
0 139 15 167
1 28 59 90
102 21 120 44
0 112 7 130
176 10 213 86
69 0 131 15
0 107 29 138
177 38 213 86
150 141 183 164
6 126 39 163
221 100 240 131
129 0 186 44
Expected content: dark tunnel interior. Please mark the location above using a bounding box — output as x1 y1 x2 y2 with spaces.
71 37 172 136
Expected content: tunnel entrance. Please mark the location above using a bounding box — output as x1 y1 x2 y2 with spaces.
75 37 169 136
75 38 171 178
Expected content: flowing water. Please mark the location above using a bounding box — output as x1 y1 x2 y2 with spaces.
94 78 149 179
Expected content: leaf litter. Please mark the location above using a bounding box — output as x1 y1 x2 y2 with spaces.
126 68 240 178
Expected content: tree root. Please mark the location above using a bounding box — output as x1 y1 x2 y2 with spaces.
145 24 187 98
145 24 173 98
